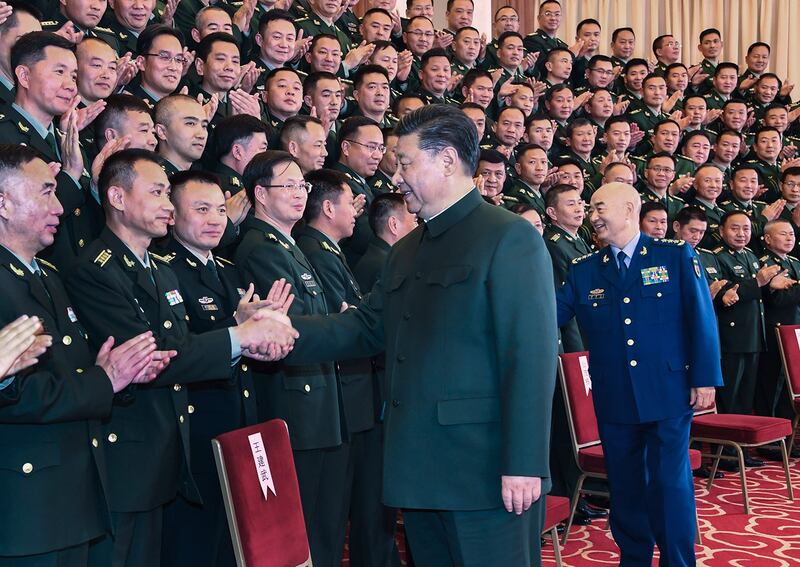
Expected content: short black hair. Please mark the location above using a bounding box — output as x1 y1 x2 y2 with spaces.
338 116 380 149
496 105 525 122
611 27 634 43
196 31 238 62
304 168 349 222
653 118 680 134
137 24 184 58
169 170 222 206
545 183 580 209
497 31 524 48
369 192 408 237
0 143 41 185
10 31 75 88
303 71 339 98
478 148 506 166
353 64 390 91
264 67 301 89
604 115 630 130
363 7 393 22
97 148 163 209
665 62 688 75
455 26 480 39
242 150 298 206
699 28 721 42
747 41 770 55
421 47 450 69
720 208 752 227
714 62 739 76
731 163 760 178
588 54 613 68
515 142 547 161
392 93 425 116
645 151 676 167
640 200 668 221
545 46 572 64
652 34 673 56
461 68 493 89
94 93 153 143
642 72 666 87
576 18 601 34
0 1 42 33
447 0 473 9
310 33 341 53
258 9 294 35
212 114 270 160
566 117 593 138
395 104 479 175
674 205 707 226
623 57 649 74
280 115 323 150
782 167 800 179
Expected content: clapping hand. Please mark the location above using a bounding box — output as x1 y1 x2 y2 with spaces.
0 316 51 379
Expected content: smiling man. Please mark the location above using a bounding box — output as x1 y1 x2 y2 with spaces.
557 182 722 567
285 104 558 566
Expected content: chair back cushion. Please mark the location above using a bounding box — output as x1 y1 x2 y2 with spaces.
777 325 800 397
558 352 600 447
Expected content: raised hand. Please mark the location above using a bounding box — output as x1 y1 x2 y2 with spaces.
264 278 295 315
722 284 739 307
708 279 728 300
433 30 453 49
0 316 51 378
756 264 782 287
59 109 85 180
224 189 252 226
229 89 261 119
0 2 12 26
761 199 786 221
54 21 84 44
396 49 413 82
95 332 159 393
353 193 367 218
161 0 180 26
233 0 257 34
91 135 131 186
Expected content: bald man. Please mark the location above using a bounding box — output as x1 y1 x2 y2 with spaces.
556 183 723 567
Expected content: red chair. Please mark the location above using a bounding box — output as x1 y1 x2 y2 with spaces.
775 325 800 453
543 495 570 567
558 352 703 545
691 404 793 514
212 419 312 567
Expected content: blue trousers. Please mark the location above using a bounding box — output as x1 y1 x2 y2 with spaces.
599 413 696 567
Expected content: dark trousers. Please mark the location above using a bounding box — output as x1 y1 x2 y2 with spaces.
403 500 543 567
293 444 351 567
754 347 795 420
88 509 163 567
346 426 402 567
599 414 696 567
0 542 89 567
719 352 760 415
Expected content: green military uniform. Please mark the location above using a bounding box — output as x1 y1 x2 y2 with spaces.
123 82 159 110
713 243 766 415
703 89 730 112
741 154 782 203
502 179 546 217
294 224 398 566
625 99 668 154
523 28 567 77
687 196 725 249
334 162 376 267
654 60 668 77
696 247 723 281
0 105 97 270
42 14 120 53
557 151 600 201
233 215 348 567
639 186 686 229
296 14 353 54
353 236 390 293
0 75 14 107
101 15 145 56
208 162 244 196
418 87 458 106
288 189 557 564
155 241 256 567
778 204 800 257
482 39 501 71
368 169 397 195
0 247 114 563
289 0 311 20
756 249 800 418
65 227 233 566
450 59 473 81
719 197 768 254
335 9 361 45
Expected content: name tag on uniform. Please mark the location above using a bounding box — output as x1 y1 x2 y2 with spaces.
588 288 605 300
165 289 184 306
641 266 669 285
300 272 319 291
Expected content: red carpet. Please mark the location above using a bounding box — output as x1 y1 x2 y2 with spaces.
343 456 800 565
542 457 800 566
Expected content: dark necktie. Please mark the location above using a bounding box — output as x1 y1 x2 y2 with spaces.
206 258 221 283
44 130 60 160
617 250 628 280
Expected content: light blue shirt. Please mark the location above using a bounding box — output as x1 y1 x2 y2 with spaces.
610 232 641 270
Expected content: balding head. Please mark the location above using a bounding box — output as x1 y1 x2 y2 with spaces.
589 182 642 247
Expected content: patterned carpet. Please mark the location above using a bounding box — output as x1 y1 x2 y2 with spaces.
542 457 800 566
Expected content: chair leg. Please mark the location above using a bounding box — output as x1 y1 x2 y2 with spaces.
779 438 795 502
694 503 702 546
707 444 724 491
734 444 750 514
550 526 563 567
562 474 586 546
791 415 800 455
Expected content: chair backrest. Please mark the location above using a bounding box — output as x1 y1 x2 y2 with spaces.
776 325 800 399
558 352 601 450
213 419 311 567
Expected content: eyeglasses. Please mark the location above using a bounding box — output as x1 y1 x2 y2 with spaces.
496 16 519 24
590 68 614 76
406 30 435 39
647 166 675 174
783 181 800 189
261 181 313 193
146 51 189 66
346 139 387 155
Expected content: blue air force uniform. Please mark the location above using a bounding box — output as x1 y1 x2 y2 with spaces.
556 234 723 567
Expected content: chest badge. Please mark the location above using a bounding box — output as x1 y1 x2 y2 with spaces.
198 296 214 304
67 307 78 322
588 288 605 300
165 289 184 306
641 266 669 285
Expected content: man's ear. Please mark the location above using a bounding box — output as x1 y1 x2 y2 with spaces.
107 185 125 212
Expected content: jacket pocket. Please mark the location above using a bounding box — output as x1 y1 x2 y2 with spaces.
426 266 472 288
437 396 500 425
283 374 328 392
0 443 61 475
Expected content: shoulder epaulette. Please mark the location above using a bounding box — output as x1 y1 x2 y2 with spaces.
652 238 685 246
94 26 114 33
627 108 642 115
35 257 57 272
789 255 799 262
713 246 724 253
697 247 713 254
150 252 175 264
94 248 112 267
760 254 770 262
215 256 234 266
295 17 309 23
744 246 753 253
572 251 598 264
754 200 767 206
321 241 340 255
720 200 732 206
549 233 561 242
40 20 58 26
